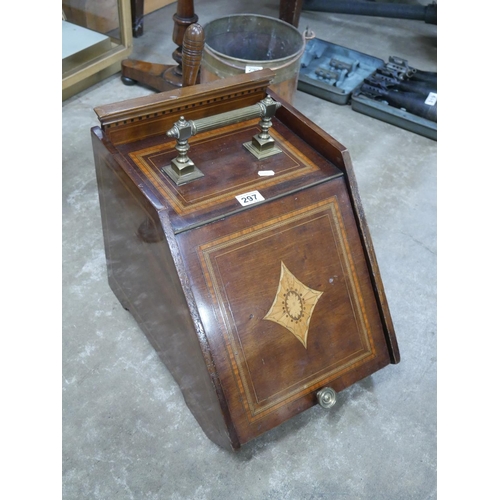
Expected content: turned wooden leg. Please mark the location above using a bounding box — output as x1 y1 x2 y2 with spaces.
131 0 144 37
167 0 198 82
279 0 304 27
121 0 199 91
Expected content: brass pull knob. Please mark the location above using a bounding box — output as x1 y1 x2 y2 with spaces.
317 387 337 409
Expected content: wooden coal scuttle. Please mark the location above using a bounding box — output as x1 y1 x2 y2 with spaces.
91 69 400 451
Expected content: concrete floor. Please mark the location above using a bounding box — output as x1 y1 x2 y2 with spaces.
62 1 437 498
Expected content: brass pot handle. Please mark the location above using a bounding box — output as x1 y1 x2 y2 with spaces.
317 387 337 409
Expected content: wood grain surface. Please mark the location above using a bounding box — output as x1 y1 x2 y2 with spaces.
91 70 399 450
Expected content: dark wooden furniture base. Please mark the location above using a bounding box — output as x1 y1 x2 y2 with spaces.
121 18 203 91
122 0 198 90
92 69 399 450
121 59 183 89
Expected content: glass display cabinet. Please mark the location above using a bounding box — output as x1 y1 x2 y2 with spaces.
62 0 133 100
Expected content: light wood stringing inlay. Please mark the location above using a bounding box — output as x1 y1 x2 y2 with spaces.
197 196 377 423
128 124 318 215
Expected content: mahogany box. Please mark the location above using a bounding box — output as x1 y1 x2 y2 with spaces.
91 69 400 451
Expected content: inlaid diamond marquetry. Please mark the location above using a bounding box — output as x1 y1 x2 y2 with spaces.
263 262 324 348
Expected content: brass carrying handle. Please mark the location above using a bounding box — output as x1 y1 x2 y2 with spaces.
166 95 281 141
163 95 282 185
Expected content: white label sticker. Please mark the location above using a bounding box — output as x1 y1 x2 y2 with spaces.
258 170 275 176
425 92 437 106
245 65 264 73
235 190 265 206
